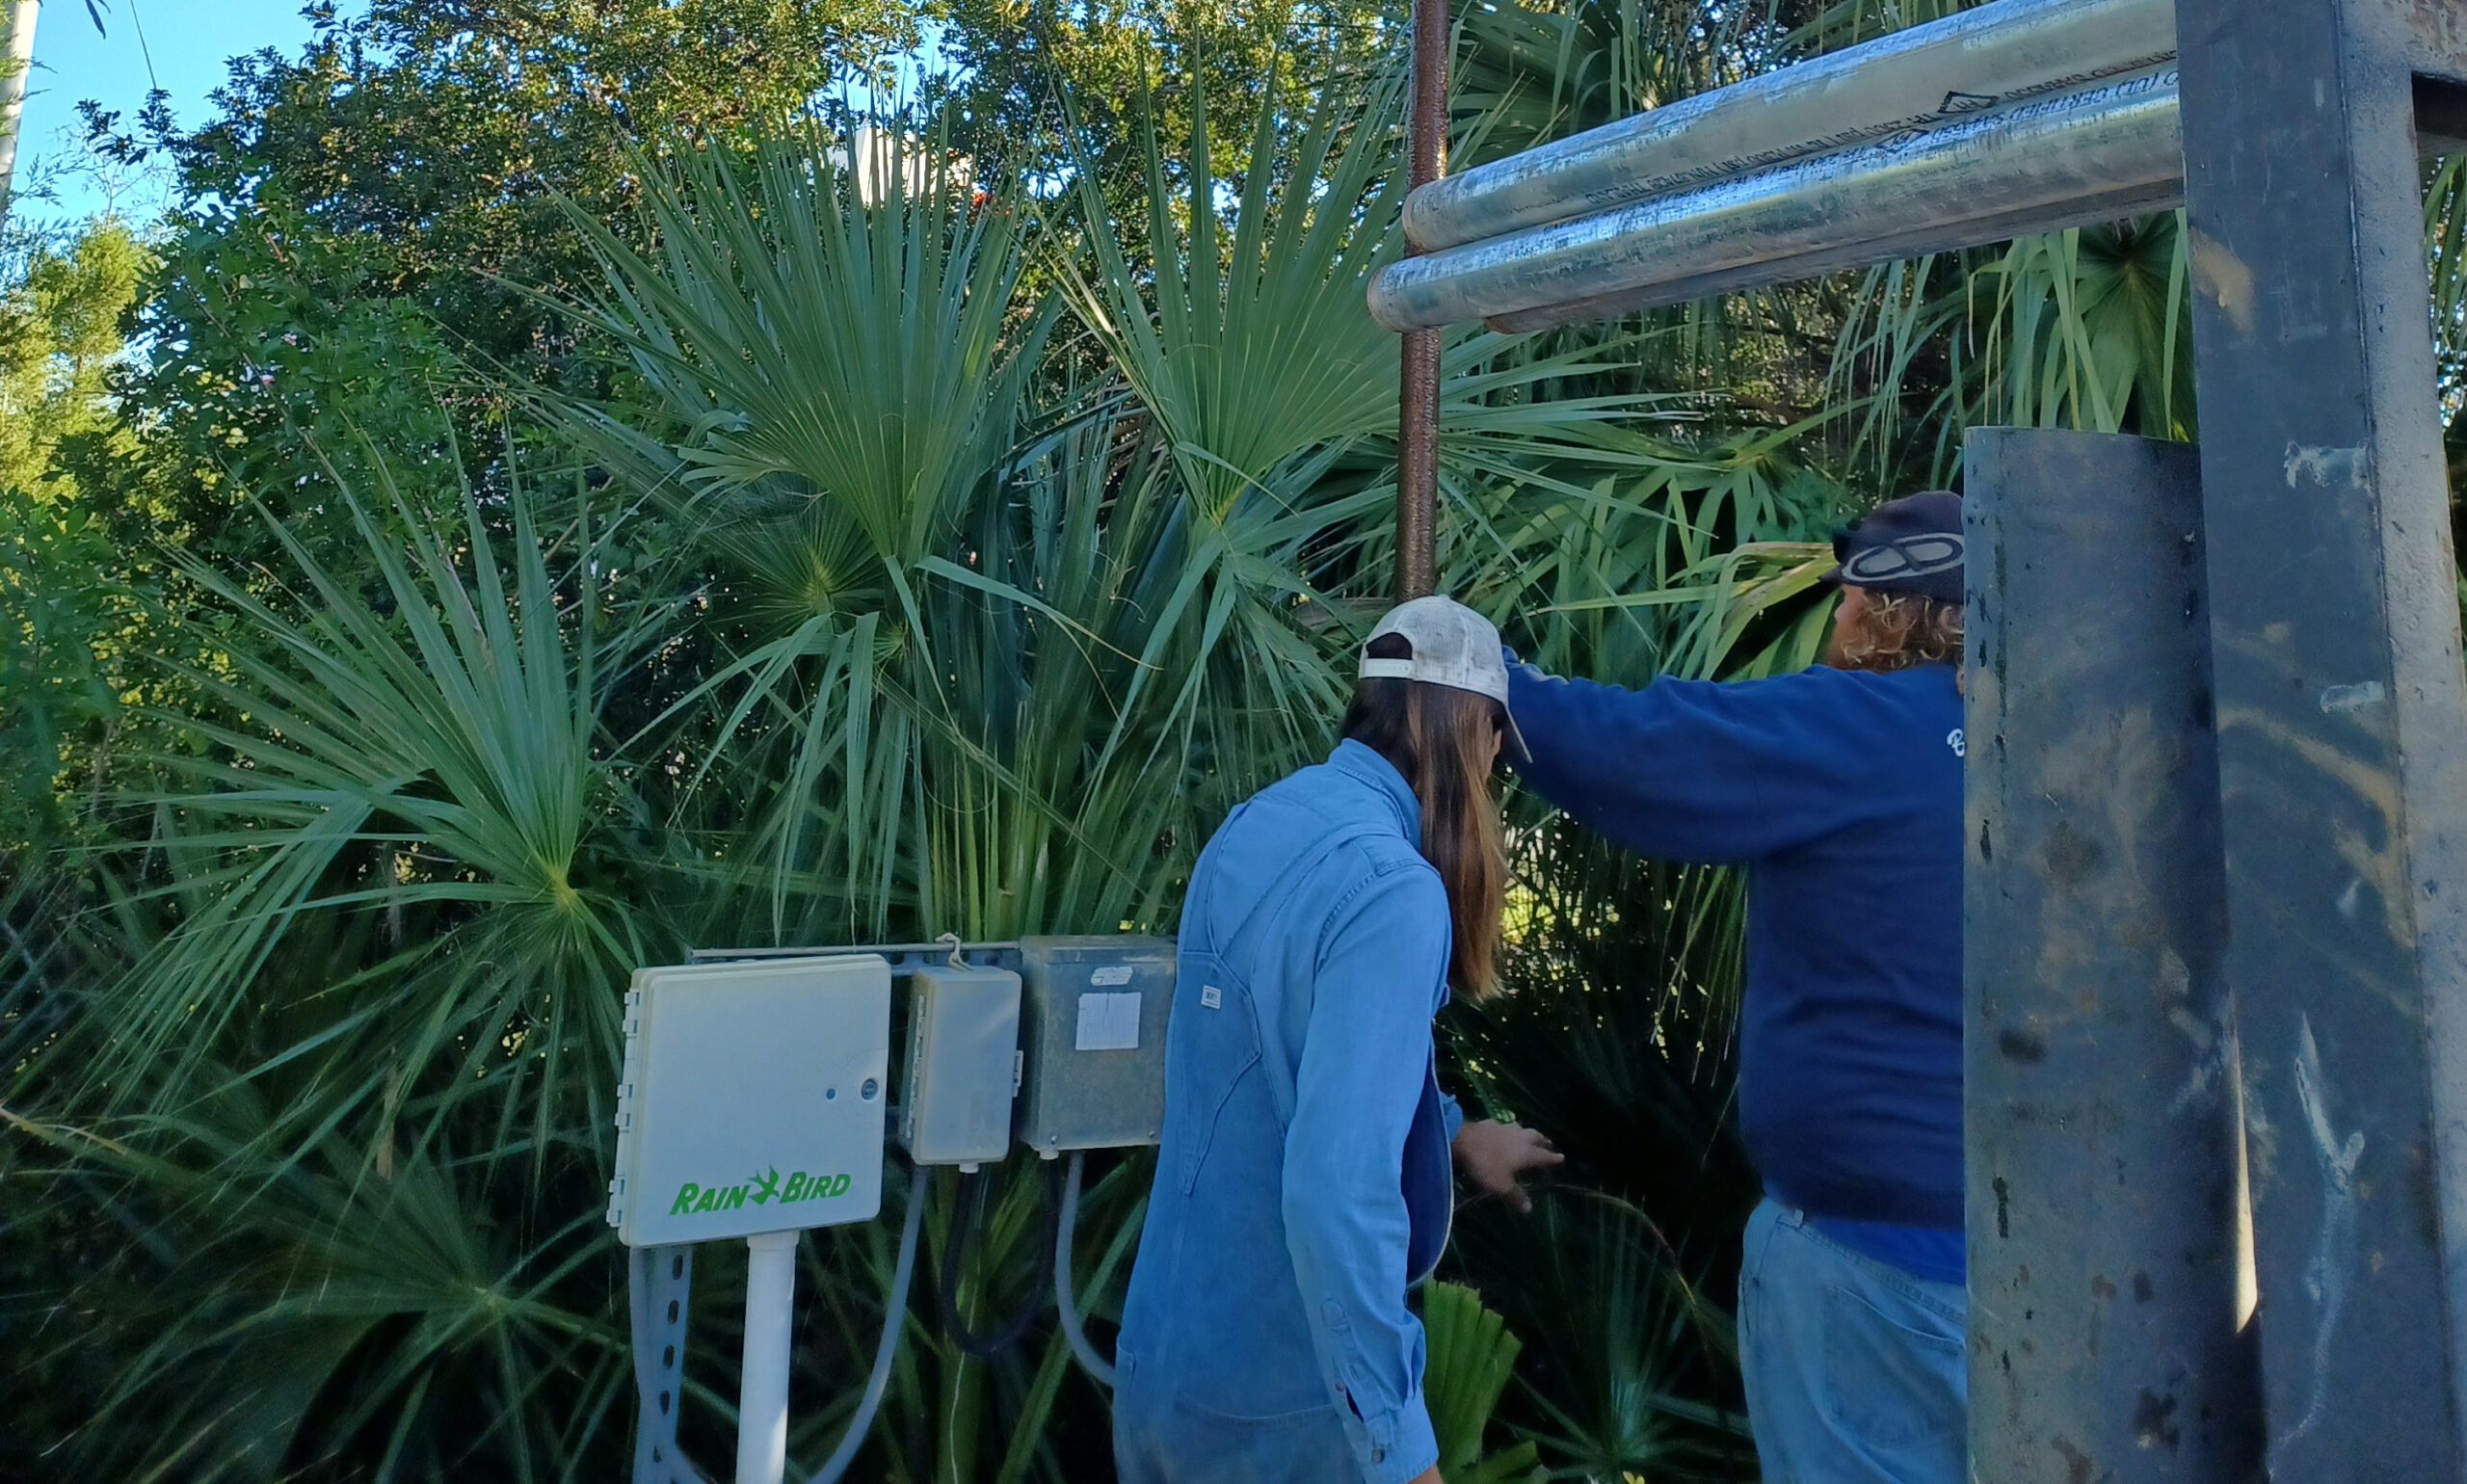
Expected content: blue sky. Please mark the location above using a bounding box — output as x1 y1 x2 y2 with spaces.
14 0 328 227
14 3 959 229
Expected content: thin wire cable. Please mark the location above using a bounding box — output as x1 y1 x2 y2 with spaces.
1054 1152 1117 1389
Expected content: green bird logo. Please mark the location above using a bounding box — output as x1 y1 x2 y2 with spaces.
746 1167 783 1206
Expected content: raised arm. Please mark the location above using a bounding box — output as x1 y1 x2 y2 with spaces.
1282 858 1449 1484
1505 657 1890 864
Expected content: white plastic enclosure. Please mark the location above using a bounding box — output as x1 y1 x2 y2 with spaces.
608 955 892 1248
899 962 1022 1168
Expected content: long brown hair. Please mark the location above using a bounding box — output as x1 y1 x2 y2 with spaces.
1339 632 1507 1000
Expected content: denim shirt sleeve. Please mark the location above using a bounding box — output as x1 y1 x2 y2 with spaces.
1281 853 1448 1484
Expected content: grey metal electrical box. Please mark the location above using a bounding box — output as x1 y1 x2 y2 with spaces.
1016 936 1175 1153
900 963 1022 1170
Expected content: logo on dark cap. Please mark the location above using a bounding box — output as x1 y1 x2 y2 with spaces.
1825 490 1965 603
1840 532 1964 586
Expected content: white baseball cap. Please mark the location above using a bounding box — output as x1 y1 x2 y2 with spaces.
1358 595 1531 762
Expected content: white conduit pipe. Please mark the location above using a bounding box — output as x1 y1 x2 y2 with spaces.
807 1161 930 1484
1054 1152 1118 1389
1402 0 2176 252
1367 66 2183 334
736 1232 801 1484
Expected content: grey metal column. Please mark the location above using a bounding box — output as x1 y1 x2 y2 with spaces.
1964 429 2264 1484
2175 0 2467 1476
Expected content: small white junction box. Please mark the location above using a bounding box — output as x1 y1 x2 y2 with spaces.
900 962 1022 1169
607 955 891 1248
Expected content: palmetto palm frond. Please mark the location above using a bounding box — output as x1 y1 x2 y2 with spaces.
1831 216 2196 487
1452 0 1792 172
2425 151 2467 495
95 460 651 1183
51 1100 623 1484
1423 1281 1550 1484
558 123 1058 945
1048 68 1411 809
1061 69 1409 527
4 456 652 1480
1446 1190 1755 1482
567 124 1045 572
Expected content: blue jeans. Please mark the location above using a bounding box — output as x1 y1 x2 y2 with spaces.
1738 1198 1968 1484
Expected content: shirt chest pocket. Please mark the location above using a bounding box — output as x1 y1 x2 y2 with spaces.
1169 949 1267 1196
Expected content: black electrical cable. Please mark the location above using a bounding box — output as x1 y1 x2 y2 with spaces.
933 1160 1060 1359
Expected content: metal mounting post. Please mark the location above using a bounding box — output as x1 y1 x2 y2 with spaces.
2175 0 2467 1474
1962 429 2264 1482
633 1245 700 1484
1396 0 1448 601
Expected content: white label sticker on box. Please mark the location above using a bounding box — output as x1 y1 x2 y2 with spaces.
1075 992 1143 1051
1090 965 1134 987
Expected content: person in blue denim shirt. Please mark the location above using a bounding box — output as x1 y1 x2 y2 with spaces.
1503 492 1972 1484
1113 596 1562 1484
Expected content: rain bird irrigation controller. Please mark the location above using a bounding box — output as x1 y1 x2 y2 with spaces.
607 937 1174 1484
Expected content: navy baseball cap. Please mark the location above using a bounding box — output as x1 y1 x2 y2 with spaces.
1819 490 1964 605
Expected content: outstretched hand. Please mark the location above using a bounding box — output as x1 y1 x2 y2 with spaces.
1451 1118 1564 1214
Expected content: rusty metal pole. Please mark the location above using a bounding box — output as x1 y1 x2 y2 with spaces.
1395 0 1446 601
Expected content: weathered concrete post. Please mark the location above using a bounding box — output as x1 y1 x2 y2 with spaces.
2175 2 2467 1474
1963 428 2264 1483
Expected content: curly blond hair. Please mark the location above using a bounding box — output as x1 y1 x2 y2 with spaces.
1835 592 1965 674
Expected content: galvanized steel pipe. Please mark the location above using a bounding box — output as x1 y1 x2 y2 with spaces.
1368 66 2183 333
1402 0 2175 252
1484 174 2179 333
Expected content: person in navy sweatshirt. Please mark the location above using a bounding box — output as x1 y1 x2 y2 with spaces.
1504 490 1969 1484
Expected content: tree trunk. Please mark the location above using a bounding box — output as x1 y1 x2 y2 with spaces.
0 0 40 228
